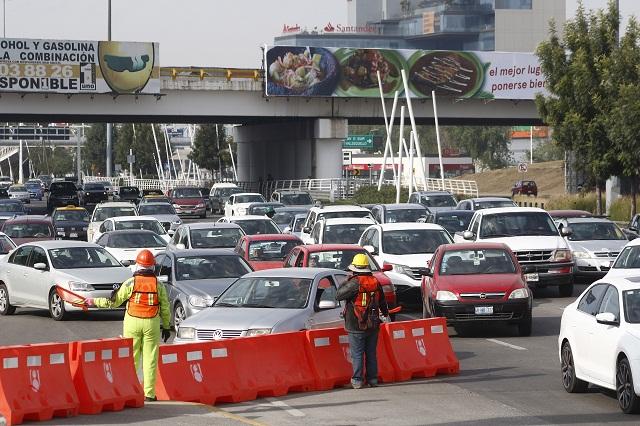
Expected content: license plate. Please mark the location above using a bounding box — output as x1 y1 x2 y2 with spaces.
69 232 78 238
475 306 493 315
184 210 192 214
525 273 539 282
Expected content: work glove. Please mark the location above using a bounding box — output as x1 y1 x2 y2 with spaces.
162 329 171 343
85 298 95 308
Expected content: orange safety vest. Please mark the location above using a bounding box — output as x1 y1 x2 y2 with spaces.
127 275 160 319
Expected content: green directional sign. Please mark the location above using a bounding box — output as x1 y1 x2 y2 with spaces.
343 135 374 149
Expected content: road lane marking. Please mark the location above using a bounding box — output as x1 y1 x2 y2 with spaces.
265 397 306 417
486 338 527 351
158 401 267 426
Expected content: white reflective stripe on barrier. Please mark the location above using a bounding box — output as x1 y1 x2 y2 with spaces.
84 351 96 362
118 347 130 358
431 325 444 334
393 330 406 339
162 353 178 364
27 355 41 367
187 351 203 362
3 357 18 369
101 349 113 360
339 335 349 344
211 348 228 358
49 353 65 365
412 328 425 337
314 337 330 347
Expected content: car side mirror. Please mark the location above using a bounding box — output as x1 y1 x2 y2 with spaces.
419 267 432 277
595 312 619 326
121 260 134 267
158 275 169 284
33 262 48 271
318 300 337 310
363 245 377 255
381 263 392 272
283 226 291 234
167 230 175 236
560 226 573 237
303 226 311 234
462 230 475 240
176 243 186 250
629 226 638 232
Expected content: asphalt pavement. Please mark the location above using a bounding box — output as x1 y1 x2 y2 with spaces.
0 200 637 425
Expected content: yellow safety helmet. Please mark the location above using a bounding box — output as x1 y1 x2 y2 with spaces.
349 253 371 272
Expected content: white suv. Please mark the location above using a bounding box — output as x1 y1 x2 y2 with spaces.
223 193 266 217
87 202 138 242
300 205 373 243
305 217 376 245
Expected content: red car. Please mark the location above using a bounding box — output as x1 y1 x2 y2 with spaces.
1 215 55 245
421 242 533 336
282 244 397 311
168 187 207 218
511 180 538 197
235 234 303 271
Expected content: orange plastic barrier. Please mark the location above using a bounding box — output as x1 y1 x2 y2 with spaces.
69 338 144 414
0 343 79 426
304 328 352 390
380 318 459 382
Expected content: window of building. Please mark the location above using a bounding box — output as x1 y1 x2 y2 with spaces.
495 0 532 9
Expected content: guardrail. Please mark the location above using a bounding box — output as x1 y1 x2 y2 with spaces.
384 177 479 197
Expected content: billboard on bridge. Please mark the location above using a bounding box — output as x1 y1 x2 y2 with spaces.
265 45 546 100
0 38 160 94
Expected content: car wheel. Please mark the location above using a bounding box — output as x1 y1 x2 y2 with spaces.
617 357 640 414
0 283 16 315
49 289 67 321
561 341 588 393
559 283 574 297
517 312 532 337
173 302 187 329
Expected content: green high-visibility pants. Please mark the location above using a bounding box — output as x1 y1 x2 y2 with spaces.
123 313 160 398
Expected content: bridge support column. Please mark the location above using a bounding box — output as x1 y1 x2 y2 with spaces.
313 118 347 179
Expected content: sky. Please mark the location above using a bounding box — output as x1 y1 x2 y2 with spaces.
1 1 639 68
567 0 640 32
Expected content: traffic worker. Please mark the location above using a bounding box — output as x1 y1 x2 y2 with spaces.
85 249 171 401
336 254 390 389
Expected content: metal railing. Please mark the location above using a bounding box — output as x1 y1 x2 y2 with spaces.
384 177 479 197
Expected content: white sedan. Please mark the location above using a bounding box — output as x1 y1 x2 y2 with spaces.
559 277 640 413
605 238 640 279
95 230 166 265
223 193 265 217
217 215 281 236
94 215 171 243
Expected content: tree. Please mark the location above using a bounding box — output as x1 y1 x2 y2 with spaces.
189 124 225 173
30 146 75 177
526 140 565 163
116 124 167 178
83 123 110 175
536 1 620 214
446 126 512 170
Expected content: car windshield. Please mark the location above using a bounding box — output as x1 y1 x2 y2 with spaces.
385 209 427 223
175 255 251 280
623 290 640 324
216 277 312 309
189 228 243 248
567 222 626 241
382 229 452 255
248 240 300 261
250 205 281 215
0 203 24 213
280 193 313 205
420 195 456 208
436 214 473 234
109 233 166 248
474 200 516 210
50 183 77 195
49 246 121 269
114 220 166 235
173 188 202 198
323 224 370 244
234 219 280 235
219 187 241 197
308 249 379 271
93 207 137 222
25 183 40 190
0 235 16 254
273 212 295 225
119 187 139 196
84 183 105 190
236 195 264 204
53 210 89 222
138 204 176 215
612 246 640 269
9 185 26 192
3 223 51 238
317 211 371 220
480 212 558 238
440 249 516 275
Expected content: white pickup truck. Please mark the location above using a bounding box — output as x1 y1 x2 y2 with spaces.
453 207 574 297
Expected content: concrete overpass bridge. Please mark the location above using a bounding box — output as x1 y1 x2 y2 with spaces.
0 67 542 181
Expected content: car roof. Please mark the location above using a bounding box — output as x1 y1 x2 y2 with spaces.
321 217 376 225
310 205 370 213
28 240 102 249
242 233 302 241
274 190 309 194
376 223 446 231
436 210 474 217
226 215 273 221
469 197 514 202
564 217 613 224
600 276 640 291
53 205 87 211
242 267 342 279
138 202 173 207
274 206 310 212
95 202 137 208
232 192 263 197
109 216 158 222
477 207 544 215
377 203 426 210
412 191 453 196
439 242 512 251
211 183 238 188
166 248 238 257
548 210 593 218
186 222 242 229
103 229 157 235
4 215 52 224
302 244 366 252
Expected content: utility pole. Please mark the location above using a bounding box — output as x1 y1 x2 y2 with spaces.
105 0 113 177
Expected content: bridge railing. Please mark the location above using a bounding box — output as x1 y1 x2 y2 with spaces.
383 177 479 197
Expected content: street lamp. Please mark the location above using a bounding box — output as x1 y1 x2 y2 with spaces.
106 0 113 177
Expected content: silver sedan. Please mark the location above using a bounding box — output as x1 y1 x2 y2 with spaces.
174 267 346 342
0 240 132 320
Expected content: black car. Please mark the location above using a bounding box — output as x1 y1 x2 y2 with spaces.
427 210 475 235
47 181 80 213
115 186 141 204
0 188 8 199
79 182 109 207
51 206 90 240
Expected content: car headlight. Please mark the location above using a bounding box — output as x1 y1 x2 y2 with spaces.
172 220 181 224
553 249 572 261
509 288 530 299
68 281 95 291
572 251 590 259
172 204 180 209
82 227 88 231
56 227 65 232
177 327 195 340
238 207 247 215
390 263 415 279
435 291 457 301
246 328 271 337
189 295 213 308
196 203 205 208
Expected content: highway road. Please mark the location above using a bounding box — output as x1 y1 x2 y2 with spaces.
0 200 637 425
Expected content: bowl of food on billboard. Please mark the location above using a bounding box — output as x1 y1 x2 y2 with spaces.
408 50 492 99
266 46 339 96
335 48 405 97
98 41 156 94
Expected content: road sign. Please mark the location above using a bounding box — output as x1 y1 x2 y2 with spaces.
127 154 136 164
342 151 352 165
343 135 374 149
518 162 528 173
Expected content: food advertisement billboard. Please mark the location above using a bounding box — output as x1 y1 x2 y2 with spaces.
0 38 160 94
265 45 546 100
